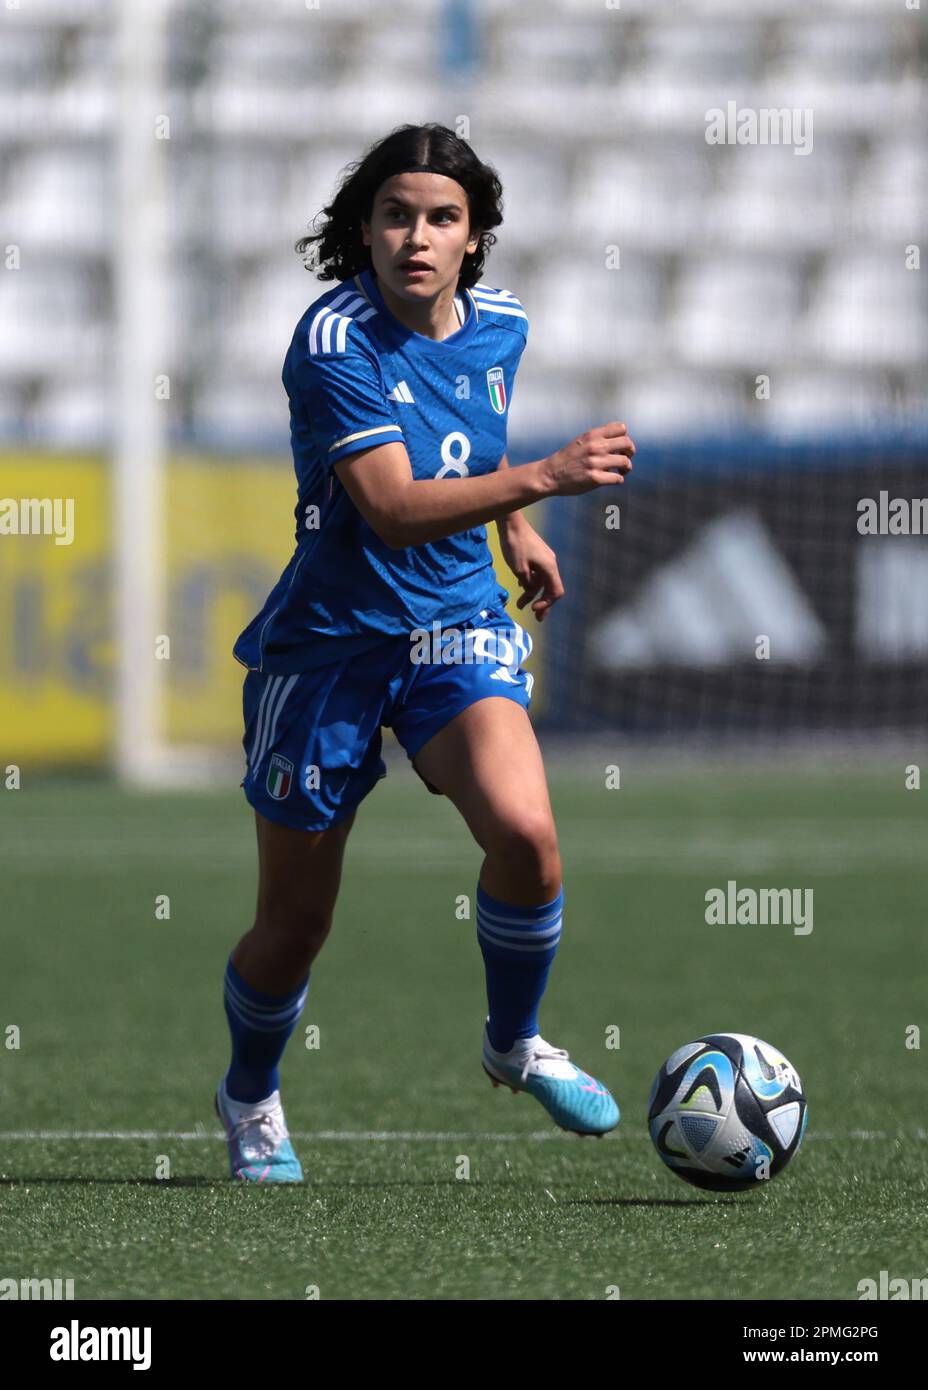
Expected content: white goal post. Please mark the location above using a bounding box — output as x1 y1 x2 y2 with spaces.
113 0 226 787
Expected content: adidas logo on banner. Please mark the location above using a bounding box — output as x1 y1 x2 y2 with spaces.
388 381 415 403
590 511 827 669
857 539 928 659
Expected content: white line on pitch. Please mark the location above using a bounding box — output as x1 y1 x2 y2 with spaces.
0 1130 919 1142
0 1130 581 1142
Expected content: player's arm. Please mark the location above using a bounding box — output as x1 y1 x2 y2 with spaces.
492 454 566 622
493 454 532 535
333 426 636 550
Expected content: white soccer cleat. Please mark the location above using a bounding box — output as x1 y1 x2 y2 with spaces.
482 1026 620 1137
215 1076 304 1183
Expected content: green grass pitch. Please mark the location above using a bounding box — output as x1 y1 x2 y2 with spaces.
1 757 926 1300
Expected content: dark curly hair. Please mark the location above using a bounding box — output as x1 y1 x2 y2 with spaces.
295 123 504 291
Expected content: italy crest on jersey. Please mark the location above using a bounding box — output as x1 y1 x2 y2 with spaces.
266 753 293 800
486 366 506 415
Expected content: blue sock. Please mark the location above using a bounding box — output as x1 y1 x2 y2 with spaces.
222 956 309 1103
476 883 563 1053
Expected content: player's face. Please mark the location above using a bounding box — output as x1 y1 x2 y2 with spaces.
362 172 481 300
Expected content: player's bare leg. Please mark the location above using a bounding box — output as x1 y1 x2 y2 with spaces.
218 809 357 1181
411 697 561 906
412 698 619 1136
231 808 357 995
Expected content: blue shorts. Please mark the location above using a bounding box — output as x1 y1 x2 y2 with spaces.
240 604 534 831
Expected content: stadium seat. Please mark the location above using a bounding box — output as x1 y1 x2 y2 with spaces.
2 2 924 447
808 251 928 369
3 150 110 252
0 264 104 374
851 137 927 241
525 261 666 369
571 143 714 251
30 381 111 448
760 370 896 436
614 369 747 435
669 257 804 368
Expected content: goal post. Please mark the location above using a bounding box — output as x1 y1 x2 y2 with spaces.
113 0 224 787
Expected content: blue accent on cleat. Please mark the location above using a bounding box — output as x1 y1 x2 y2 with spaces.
215 1080 304 1183
482 1029 620 1136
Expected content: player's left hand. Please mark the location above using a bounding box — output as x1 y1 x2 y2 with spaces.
499 519 565 623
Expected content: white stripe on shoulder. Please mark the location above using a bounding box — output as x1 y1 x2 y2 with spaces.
470 285 524 304
308 293 378 356
470 301 528 321
469 285 527 320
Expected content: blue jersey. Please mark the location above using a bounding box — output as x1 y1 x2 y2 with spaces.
233 265 529 673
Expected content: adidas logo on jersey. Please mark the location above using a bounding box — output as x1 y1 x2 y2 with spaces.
388 381 415 403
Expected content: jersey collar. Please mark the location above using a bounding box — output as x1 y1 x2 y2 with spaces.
355 266 478 354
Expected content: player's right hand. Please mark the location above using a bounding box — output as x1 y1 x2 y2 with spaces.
538 421 636 496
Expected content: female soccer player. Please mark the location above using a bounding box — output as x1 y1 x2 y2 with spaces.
218 123 636 1181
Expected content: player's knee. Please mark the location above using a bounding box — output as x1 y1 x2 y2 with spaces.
253 900 333 953
491 814 561 889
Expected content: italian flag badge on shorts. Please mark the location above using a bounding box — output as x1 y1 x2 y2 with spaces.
266 753 294 800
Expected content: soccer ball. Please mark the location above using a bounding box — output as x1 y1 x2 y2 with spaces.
647 1033 807 1191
